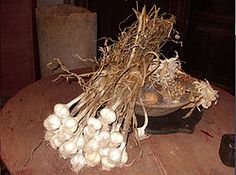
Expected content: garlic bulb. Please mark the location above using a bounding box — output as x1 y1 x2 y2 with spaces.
44 130 57 141
50 136 62 149
108 142 125 164
97 131 110 148
119 148 128 166
101 156 116 171
43 114 61 131
62 117 78 133
70 153 87 167
57 129 73 142
76 135 85 149
59 139 78 158
85 138 100 154
87 117 102 130
85 151 101 167
54 95 82 119
83 125 96 140
108 149 122 163
100 107 117 124
54 103 70 118
99 148 110 157
70 152 87 173
110 131 124 147
64 141 77 153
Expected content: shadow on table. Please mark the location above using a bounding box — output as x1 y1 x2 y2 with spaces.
0 159 10 175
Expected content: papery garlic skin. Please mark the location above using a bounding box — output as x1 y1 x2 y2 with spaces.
85 138 100 154
44 130 57 141
83 125 96 139
76 135 85 149
54 103 70 118
64 141 77 153
97 131 110 148
101 156 116 171
108 142 126 164
57 129 73 142
70 152 87 173
71 153 87 167
100 107 117 124
110 131 124 146
119 149 128 166
137 127 148 140
108 148 122 163
59 140 77 159
87 117 102 130
62 117 78 133
194 80 219 109
44 114 61 131
99 148 110 157
85 151 101 167
50 136 62 149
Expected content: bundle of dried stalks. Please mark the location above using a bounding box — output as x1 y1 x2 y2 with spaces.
43 5 218 173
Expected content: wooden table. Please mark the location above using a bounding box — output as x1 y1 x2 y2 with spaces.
1 70 234 175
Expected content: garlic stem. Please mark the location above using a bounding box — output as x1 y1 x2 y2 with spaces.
66 94 85 109
137 97 148 140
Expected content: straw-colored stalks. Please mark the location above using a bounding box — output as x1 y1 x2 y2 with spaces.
43 5 218 173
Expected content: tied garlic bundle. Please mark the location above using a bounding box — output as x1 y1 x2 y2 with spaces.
43 6 177 173
43 5 219 174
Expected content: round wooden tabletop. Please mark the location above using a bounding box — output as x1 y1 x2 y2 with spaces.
0 71 234 175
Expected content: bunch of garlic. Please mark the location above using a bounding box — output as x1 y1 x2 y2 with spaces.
43 104 129 173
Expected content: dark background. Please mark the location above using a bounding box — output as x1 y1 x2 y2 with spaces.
1 0 235 107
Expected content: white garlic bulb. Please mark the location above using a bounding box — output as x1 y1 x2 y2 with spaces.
100 107 117 124
64 141 77 153
85 138 100 154
110 131 124 147
70 153 87 167
101 156 116 171
44 130 57 141
108 142 126 164
119 149 128 166
76 135 85 149
83 125 96 140
97 131 110 148
54 103 70 118
43 114 61 131
108 148 122 163
62 117 78 133
87 117 102 130
85 151 101 167
60 139 78 158
57 129 73 142
49 136 62 149
99 148 110 157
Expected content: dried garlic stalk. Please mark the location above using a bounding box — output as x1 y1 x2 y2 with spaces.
43 5 219 174
43 5 177 173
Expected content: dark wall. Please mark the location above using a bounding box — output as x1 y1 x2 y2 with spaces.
1 0 38 107
184 0 234 94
